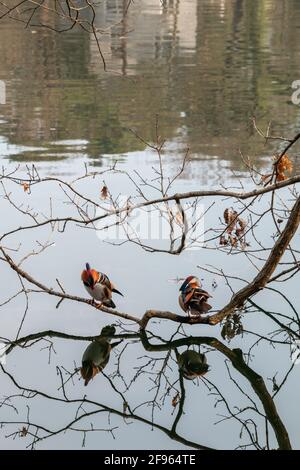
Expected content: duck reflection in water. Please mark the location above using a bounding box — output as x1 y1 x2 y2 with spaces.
178 350 209 380
80 325 122 386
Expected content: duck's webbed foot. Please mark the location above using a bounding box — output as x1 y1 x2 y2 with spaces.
88 299 103 309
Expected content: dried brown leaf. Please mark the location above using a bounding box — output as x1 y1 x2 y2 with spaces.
22 183 30 193
100 185 108 200
172 392 180 408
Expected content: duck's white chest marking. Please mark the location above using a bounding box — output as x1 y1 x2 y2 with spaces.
85 283 108 301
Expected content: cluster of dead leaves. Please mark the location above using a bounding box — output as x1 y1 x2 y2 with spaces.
19 426 28 437
275 154 293 181
220 208 247 249
261 154 293 185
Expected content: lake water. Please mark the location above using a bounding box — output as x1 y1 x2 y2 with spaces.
0 0 299 450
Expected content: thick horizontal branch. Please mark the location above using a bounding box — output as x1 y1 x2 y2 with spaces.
0 247 218 330
0 247 140 324
139 309 210 330
3 330 139 355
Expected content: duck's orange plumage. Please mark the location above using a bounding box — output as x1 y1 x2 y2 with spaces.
81 263 123 308
81 267 100 289
179 275 212 317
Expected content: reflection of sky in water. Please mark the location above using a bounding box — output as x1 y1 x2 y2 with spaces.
0 0 299 450
1 145 299 449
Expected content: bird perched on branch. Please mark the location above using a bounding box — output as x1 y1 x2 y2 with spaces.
81 263 123 308
80 325 121 386
178 350 209 380
179 276 212 317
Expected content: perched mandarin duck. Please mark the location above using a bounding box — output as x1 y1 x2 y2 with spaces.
179 275 212 317
178 350 209 380
80 325 121 386
81 263 123 308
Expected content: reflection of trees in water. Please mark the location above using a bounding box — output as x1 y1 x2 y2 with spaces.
1 1 300 165
0 322 293 449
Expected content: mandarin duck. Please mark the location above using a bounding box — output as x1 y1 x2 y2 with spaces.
81 263 123 308
178 350 209 380
80 325 121 386
179 276 212 317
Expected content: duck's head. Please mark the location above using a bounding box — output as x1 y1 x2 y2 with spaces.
80 361 100 386
179 275 200 292
81 262 97 289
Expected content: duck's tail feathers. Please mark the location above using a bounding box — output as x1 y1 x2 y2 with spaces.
104 299 116 309
201 302 212 313
112 288 123 297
